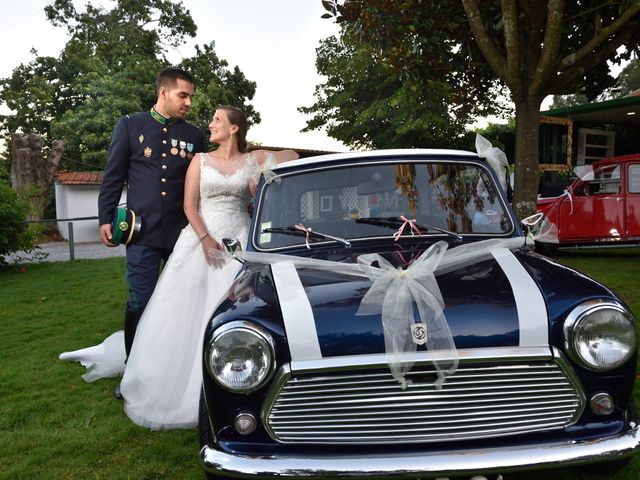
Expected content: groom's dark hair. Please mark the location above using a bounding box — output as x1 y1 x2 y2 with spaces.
156 67 195 94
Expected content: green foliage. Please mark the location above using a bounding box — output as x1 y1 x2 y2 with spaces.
301 32 507 150
179 41 261 143
323 1 640 214
0 179 42 264
615 57 640 97
0 0 259 172
549 93 590 110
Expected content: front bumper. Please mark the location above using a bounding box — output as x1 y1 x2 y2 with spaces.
200 423 640 478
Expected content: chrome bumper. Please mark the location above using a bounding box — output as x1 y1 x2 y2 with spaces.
200 424 640 478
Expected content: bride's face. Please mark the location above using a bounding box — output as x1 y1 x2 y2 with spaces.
209 110 238 144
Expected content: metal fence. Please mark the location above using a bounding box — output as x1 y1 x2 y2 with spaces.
26 216 98 261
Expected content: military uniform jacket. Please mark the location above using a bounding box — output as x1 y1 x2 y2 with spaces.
98 111 205 249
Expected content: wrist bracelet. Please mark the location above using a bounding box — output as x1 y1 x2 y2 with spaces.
199 232 209 241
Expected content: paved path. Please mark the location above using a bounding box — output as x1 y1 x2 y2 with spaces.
7 241 126 264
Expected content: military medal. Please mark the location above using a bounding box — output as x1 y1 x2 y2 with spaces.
144 147 152 158
187 142 194 159
170 138 178 155
179 140 187 158
139 134 144 143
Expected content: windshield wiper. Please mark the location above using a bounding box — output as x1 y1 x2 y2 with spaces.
263 226 351 248
355 216 463 242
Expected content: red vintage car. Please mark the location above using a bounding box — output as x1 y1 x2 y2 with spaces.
536 154 640 253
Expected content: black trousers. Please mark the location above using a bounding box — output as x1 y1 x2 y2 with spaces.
123 243 172 357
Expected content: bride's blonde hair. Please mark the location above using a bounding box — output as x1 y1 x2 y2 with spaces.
218 105 248 153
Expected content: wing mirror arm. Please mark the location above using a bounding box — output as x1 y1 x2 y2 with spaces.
222 238 245 264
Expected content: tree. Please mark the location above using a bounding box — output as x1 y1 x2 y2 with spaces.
615 56 640 96
0 177 41 265
0 0 259 172
179 41 260 138
323 1 640 218
11 133 64 220
300 33 506 149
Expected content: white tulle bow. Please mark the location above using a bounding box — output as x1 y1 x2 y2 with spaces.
233 237 531 388
476 133 508 191
252 152 280 184
355 241 455 389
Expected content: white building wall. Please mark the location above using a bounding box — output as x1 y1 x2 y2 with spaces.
54 183 126 243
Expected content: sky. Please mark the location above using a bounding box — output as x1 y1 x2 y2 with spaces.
0 0 347 152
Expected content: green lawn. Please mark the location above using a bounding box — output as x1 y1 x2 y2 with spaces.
0 250 638 480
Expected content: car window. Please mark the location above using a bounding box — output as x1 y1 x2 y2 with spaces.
588 164 621 195
628 164 640 193
255 161 513 249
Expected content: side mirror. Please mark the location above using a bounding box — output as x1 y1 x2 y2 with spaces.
222 238 242 254
520 212 545 241
521 212 544 228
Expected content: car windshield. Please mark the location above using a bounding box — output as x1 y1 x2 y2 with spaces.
254 161 513 249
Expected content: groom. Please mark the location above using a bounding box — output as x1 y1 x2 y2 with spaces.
98 67 205 398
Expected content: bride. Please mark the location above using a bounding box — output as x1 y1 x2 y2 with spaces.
61 106 298 429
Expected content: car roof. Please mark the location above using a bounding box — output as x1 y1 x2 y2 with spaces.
594 153 640 167
274 148 480 170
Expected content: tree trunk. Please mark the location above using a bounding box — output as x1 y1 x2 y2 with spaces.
10 133 65 221
512 97 542 220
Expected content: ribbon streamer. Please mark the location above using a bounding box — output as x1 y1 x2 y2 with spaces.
476 133 508 191
232 237 531 388
561 188 573 215
251 152 281 184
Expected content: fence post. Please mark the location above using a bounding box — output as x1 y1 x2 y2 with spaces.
67 222 75 260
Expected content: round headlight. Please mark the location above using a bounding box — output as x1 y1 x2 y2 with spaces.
206 321 275 393
564 300 637 371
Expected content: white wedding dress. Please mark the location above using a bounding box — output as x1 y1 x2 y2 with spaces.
60 152 255 430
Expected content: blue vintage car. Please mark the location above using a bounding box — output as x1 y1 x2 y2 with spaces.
198 150 638 479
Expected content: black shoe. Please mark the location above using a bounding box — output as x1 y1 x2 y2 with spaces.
113 383 123 400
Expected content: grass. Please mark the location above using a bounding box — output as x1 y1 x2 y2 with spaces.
0 250 638 480
0 258 202 479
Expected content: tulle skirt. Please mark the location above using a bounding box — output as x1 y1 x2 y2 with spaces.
119 228 241 430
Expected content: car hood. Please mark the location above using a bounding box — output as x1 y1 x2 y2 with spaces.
215 247 615 360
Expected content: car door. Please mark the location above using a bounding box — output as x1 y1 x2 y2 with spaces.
626 162 640 238
557 163 624 242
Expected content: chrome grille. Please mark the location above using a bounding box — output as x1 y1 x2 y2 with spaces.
263 360 584 444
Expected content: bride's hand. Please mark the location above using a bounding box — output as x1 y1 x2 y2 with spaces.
201 236 226 268
249 178 258 196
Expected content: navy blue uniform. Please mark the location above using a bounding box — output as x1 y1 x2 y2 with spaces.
98 109 205 356
99 111 205 249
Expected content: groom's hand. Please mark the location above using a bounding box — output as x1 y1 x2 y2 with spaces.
100 224 118 247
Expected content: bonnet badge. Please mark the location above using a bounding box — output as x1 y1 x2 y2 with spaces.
411 323 427 345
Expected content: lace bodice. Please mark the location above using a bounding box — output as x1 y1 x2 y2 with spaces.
197 152 256 244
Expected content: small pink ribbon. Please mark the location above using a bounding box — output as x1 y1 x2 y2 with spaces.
295 223 313 249
393 215 422 241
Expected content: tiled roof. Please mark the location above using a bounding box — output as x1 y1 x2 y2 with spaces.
54 171 103 185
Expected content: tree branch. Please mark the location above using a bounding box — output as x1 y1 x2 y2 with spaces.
530 0 564 97
559 2 640 70
502 0 521 87
550 27 635 92
462 0 509 84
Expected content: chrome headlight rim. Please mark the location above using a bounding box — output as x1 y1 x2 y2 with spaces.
563 299 637 372
206 320 276 394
